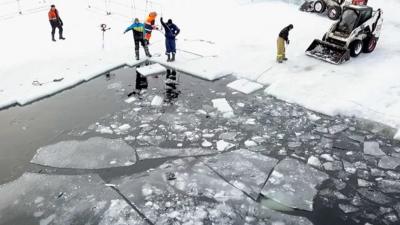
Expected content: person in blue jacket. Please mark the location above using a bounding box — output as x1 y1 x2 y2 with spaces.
160 17 180 62
124 18 152 60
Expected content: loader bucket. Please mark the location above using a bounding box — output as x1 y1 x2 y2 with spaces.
305 39 350 65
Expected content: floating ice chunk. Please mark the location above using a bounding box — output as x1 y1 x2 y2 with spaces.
136 63 166 76
339 204 359 214
320 154 334 162
377 179 400 193
203 149 278 200
227 79 263 94
357 188 392 204
323 161 342 171
96 125 113 134
394 130 400 141
212 98 233 113
378 156 400 169
113 158 312 225
151 95 164 106
99 199 146 225
307 112 321 121
244 140 258 147
136 147 215 160
201 140 213 147
343 161 357 174
328 124 348 134
0 173 144 225
261 158 329 211
364 142 386 156
307 156 322 168
31 137 136 169
118 124 131 131
216 140 235 152
124 97 137 103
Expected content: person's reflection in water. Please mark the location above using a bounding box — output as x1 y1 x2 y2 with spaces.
164 69 180 104
127 71 148 98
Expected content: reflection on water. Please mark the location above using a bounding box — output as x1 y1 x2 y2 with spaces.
164 69 180 104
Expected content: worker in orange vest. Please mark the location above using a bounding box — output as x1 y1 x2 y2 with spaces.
144 12 158 45
48 5 65 42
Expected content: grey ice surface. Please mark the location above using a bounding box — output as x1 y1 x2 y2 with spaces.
136 146 216 160
113 158 312 225
363 142 386 156
261 157 329 211
357 188 393 205
0 173 145 225
377 179 400 194
378 156 400 169
31 137 136 169
202 149 278 200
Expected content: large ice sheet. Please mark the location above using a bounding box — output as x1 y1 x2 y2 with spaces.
31 137 136 169
261 157 329 211
227 79 264 94
136 63 166 77
0 173 145 225
136 146 216 160
203 149 278 200
113 158 312 225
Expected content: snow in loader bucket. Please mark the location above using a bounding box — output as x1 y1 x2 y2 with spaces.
306 39 350 65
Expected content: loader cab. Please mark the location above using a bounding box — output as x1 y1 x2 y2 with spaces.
335 6 372 35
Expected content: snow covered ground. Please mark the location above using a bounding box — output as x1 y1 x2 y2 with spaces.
1 0 400 137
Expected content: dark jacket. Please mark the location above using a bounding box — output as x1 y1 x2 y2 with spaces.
160 19 180 39
279 25 292 41
124 22 145 40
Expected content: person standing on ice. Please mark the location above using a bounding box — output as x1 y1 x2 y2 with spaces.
277 24 293 63
48 5 65 42
144 12 158 45
160 17 180 62
124 18 152 60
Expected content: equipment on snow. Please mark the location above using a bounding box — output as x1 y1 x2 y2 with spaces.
100 23 111 49
305 4 383 64
300 0 368 20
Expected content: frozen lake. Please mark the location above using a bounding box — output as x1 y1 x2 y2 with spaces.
0 63 399 225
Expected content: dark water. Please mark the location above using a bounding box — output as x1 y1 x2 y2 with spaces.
0 63 399 225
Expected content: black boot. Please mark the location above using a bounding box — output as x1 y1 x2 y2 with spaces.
144 46 152 57
60 36 66 40
166 53 171 62
171 53 175 62
135 50 140 60
52 33 56 42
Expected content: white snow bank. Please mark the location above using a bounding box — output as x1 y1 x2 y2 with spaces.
136 63 166 76
212 98 233 113
227 79 264 94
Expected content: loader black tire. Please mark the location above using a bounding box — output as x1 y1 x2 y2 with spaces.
350 40 363 57
327 5 341 20
363 36 378 53
313 0 326 13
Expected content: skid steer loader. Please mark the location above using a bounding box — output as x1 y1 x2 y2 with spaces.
300 0 368 20
305 4 383 65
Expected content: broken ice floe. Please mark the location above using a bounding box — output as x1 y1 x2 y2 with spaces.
378 156 400 169
124 96 137 103
31 137 136 169
136 63 166 76
203 149 278 200
363 141 386 156
212 98 234 118
136 146 216 160
151 95 164 106
216 140 235 151
227 79 263 94
261 158 329 211
0 173 145 225
112 158 312 225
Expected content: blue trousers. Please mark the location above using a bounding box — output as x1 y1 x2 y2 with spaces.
165 38 176 54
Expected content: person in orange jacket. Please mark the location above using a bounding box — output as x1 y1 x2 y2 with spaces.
144 12 158 44
48 5 65 42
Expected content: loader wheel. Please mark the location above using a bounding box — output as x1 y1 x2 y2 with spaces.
363 36 378 53
327 6 341 20
350 40 363 57
313 0 326 13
